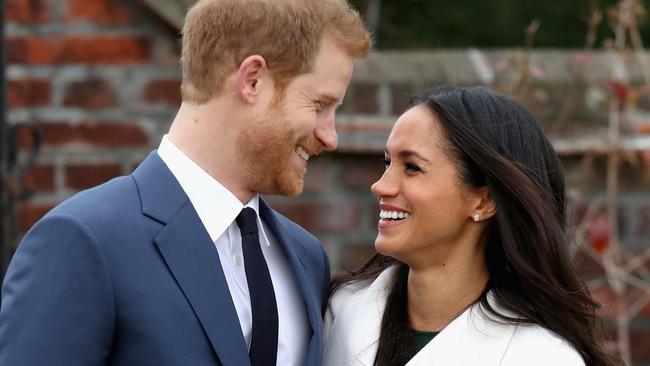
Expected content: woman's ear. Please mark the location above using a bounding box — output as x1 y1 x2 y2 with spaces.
235 55 268 103
470 186 496 221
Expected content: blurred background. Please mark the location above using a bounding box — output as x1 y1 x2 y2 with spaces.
1 0 650 363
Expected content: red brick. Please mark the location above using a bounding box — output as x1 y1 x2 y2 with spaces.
15 124 33 150
142 79 182 106
24 165 55 193
5 39 25 63
341 158 384 190
5 0 52 23
19 203 55 232
270 201 361 233
65 164 122 190
75 122 149 147
63 79 117 109
6 36 151 65
8 79 52 107
340 243 376 271
65 0 132 24
351 83 379 114
16 122 149 149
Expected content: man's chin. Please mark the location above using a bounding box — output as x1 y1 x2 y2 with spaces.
277 178 303 197
255 176 304 197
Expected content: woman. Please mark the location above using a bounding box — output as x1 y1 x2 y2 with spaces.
324 86 621 366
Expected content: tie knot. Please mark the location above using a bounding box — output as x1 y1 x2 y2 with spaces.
236 207 258 236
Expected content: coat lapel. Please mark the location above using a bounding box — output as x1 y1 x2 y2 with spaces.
133 152 250 366
324 264 516 366
407 294 517 366
324 266 396 366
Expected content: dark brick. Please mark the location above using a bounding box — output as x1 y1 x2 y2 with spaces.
65 164 122 190
8 79 52 107
24 165 55 193
574 249 605 279
5 0 52 23
631 329 650 362
63 79 117 109
19 203 55 232
339 243 376 272
351 83 379 114
142 79 182 106
588 285 617 319
271 201 361 233
341 158 383 190
391 83 415 115
303 161 332 193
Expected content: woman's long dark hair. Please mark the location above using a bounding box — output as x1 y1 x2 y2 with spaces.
330 86 621 366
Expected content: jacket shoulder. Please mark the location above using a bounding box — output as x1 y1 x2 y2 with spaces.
53 175 138 218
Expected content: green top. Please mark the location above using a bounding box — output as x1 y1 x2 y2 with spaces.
412 329 439 353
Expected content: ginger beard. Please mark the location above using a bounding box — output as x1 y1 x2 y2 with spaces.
237 98 320 197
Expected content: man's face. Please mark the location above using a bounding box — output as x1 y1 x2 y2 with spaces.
238 37 355 196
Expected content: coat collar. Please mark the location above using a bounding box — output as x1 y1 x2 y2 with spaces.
325 265 518 366
407 295 517 366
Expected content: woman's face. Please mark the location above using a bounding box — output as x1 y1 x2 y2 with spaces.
371 105 482 268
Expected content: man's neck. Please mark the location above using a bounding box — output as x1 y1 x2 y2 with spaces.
167 102 254 204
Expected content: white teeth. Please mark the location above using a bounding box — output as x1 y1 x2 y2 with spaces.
380 210 410 220
295 146 310 161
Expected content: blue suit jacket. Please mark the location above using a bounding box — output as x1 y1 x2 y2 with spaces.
0 152 331 365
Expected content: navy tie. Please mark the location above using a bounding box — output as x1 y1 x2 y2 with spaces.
236 207 278 366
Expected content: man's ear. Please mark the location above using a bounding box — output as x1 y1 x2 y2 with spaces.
471 186 497 221
235 55 269 103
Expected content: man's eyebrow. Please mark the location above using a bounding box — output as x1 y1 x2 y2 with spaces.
318 93 342 104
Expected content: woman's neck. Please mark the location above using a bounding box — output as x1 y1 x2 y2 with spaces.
406 253 489 332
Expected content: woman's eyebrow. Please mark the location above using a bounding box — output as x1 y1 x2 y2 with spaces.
384 148 430 162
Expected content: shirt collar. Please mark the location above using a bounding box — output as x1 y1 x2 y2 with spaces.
158 134 259 242
242 196 271 247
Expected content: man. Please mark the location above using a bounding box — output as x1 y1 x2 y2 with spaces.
0 0 371 365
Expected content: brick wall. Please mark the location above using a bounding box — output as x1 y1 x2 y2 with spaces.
4 0 650 363
6 0 182 233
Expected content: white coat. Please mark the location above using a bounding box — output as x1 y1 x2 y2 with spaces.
324 266 585 366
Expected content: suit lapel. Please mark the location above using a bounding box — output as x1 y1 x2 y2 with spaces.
258 200 320 337
133 152 250 366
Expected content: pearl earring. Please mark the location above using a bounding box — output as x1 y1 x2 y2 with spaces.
472 214 480 222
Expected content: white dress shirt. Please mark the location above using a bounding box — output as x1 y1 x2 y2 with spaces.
158 135 309 365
